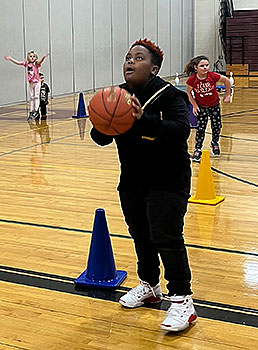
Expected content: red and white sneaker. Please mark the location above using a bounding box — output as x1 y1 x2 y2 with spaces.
160 295 197 332
119 280 162 308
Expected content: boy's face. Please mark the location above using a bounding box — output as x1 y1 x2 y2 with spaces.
123 45 159 89
40 76 44 84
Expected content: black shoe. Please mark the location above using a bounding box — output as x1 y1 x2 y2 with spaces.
33 109 40 120
192 149 202 162
211 142 220 156
27 111 34 122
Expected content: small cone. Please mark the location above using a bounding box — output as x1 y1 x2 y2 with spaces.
189 150 225 205
74 208 127 289
77 118 86 140
73 92 88 118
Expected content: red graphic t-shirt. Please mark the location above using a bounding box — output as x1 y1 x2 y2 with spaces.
186 71 221 107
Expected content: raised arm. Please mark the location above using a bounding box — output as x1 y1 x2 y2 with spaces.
4 56 24 65
38 53 49 66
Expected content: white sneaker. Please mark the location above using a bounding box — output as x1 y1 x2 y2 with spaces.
160 295 197 332
119 280 162 308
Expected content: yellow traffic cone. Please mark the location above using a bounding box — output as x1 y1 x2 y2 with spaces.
189 150 225 205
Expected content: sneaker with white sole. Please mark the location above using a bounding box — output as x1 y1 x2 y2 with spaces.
119 280 162 308
160 295 197 332
192 149 202 162
211 141 220 156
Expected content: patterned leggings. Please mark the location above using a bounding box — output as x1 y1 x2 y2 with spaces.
195 103 222 149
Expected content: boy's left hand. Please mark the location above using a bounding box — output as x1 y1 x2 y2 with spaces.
131 95 143 120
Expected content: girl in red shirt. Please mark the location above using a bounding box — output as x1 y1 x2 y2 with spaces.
185 55 231 161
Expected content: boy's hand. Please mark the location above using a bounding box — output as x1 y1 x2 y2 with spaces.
131 95 143 120
4 56 11 60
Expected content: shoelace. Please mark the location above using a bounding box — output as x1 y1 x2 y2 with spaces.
129 282 157 299
167 299 187 317
150 286 158 298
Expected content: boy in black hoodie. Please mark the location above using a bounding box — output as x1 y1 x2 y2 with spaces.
90 38 197 332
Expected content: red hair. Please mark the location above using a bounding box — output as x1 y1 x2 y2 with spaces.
130 38 164 67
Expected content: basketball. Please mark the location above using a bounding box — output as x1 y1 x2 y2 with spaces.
88 86 135 136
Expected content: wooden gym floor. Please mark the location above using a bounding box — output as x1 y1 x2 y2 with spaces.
0 77 258 349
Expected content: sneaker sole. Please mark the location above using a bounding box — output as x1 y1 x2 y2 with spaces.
119 296 162 308
160 313 197 332
210 145 220 156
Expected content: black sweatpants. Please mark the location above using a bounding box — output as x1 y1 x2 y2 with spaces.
119 189 192 296
195 103 222 149
40 102 47 116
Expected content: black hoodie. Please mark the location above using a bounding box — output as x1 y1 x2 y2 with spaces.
90 76 191 198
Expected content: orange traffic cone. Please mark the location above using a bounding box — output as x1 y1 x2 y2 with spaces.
189 150 225 205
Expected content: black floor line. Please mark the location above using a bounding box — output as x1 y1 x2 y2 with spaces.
206 131 258 143
0 266 257 328
1 218 257 257
222 107 258 118
211 167 258 187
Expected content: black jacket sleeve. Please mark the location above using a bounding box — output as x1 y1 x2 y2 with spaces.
90 127 114 146
135 88 190 142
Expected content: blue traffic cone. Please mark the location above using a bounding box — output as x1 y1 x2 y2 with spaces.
74 208 127 289
73 92 88 118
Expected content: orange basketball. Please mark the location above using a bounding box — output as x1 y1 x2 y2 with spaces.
88 86 135 136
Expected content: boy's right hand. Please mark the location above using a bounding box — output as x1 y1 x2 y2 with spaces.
4 56 11 60
131 95 143 120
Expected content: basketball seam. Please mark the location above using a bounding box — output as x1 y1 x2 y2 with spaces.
89 104 132 123
101 88 122 129
90 87 134 135
88 105 110 122
112 87 122 119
